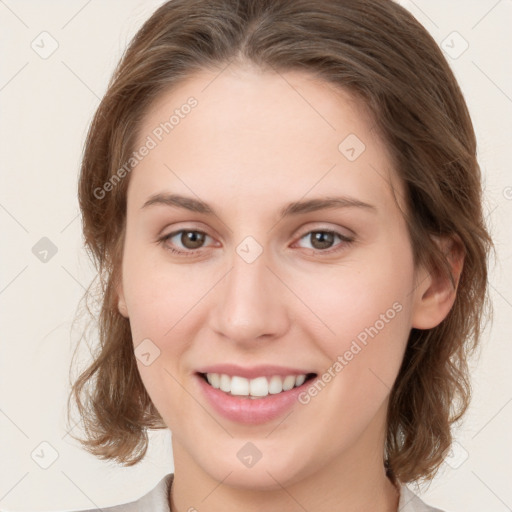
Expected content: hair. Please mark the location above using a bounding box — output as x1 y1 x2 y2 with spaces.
67 0 493 484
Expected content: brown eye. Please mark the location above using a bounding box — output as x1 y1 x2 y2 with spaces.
295 229 354 253
160 229 213 255
309 231 335 250
179 230 206 249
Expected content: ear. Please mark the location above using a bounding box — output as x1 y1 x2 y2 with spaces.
116 277 129 318
411 235 464 329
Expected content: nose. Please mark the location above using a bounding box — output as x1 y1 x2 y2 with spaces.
208 245 290 346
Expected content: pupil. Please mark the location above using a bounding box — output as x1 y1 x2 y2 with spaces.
183 231 205 249
312 231 333 250
179 231 334 250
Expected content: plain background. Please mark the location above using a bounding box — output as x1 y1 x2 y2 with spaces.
0 1 511 511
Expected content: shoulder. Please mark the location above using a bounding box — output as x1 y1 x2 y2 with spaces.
398 483 447 512
71 473 173 512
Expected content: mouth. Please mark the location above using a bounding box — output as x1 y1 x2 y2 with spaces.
194 364 319 424
197 371 317 399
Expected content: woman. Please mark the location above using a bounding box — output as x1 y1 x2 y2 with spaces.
68 0 492 510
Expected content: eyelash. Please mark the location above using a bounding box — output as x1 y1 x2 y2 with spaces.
157 228 354 257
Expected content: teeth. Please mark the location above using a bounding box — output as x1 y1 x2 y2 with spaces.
249 376 268 397
207 373 220 389
205 373 309 398
282 375 296 391
219 374 231 392
230 376 249 396
268 375 283 394
295 374 306 386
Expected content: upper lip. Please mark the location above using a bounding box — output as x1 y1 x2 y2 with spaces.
195 364 316 379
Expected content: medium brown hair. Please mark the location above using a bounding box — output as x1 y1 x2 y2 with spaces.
67 0 493 484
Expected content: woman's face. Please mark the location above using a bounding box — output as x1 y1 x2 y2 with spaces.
117 65 430 489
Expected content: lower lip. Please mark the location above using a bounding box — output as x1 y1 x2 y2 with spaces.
195 374 313 425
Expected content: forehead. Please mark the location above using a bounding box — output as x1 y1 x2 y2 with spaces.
129 65 403 215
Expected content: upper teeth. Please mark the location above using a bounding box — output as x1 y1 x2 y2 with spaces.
205 373 307 398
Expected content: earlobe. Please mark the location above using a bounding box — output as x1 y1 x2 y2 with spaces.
118 297 129 318
117 281 129 318
411 235 464 330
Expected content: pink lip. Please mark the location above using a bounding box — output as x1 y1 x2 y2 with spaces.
194 372 315 425
195 363 313 379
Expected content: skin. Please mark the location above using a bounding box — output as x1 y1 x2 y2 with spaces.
117 63 461 512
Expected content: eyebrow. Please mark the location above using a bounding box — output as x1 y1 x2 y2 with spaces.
141 193 377 217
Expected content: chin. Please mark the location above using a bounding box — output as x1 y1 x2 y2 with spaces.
212 464 304 491
192 437 315 491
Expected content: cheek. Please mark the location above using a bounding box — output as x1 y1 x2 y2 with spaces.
122 256 200 429
299 250 413 351
121 251 210 407
298 252 415 425
293 257 413 443
121 243 199 342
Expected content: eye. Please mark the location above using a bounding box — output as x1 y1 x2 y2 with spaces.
158 229 214 256
157 227 354 257
294 229 354 253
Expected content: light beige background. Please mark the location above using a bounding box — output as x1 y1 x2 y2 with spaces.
0 1 511 511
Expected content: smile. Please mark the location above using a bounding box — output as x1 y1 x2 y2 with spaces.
195 366 318 424
200 372 316 398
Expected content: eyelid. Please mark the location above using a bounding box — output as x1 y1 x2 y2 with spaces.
159 223 353 243
161 228 217 249
293 222 355 241
292 226 354 252
158 223 355 258
157 220 213 238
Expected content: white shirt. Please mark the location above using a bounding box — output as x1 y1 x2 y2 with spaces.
72 473 446 512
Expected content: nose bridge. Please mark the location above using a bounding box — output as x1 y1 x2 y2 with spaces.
210 237 289 343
